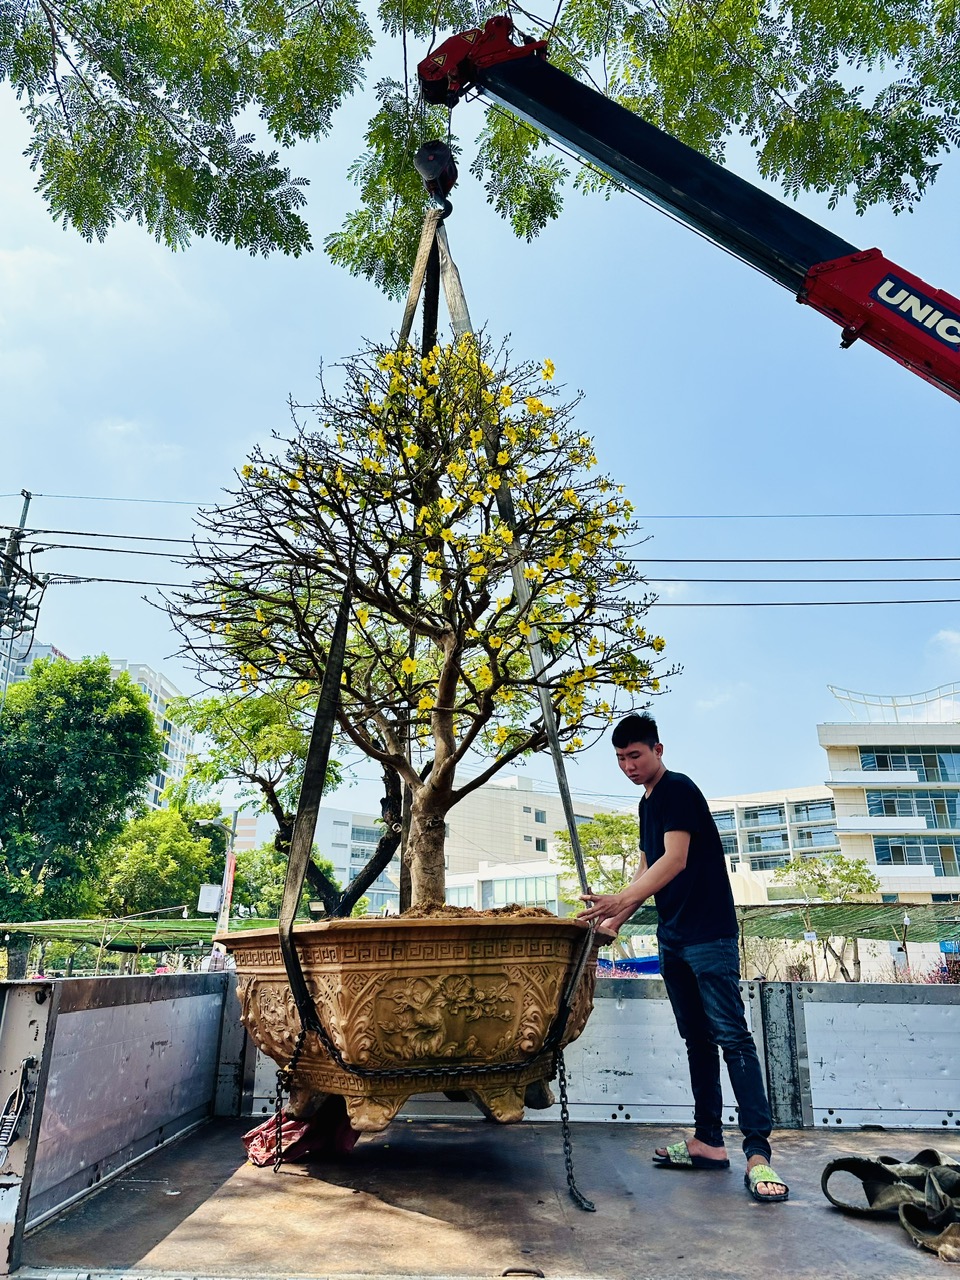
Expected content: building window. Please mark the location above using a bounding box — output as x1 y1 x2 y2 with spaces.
534 809 547 823
860 747 960 783
866 789 960 829
874 836 960 877
793 800 835 822
712 810 736 831
351 825 381 843
484 874 558 912
795 827 839 849
742 804 786 828
747 830 789 853
523 834 533 842
535 838 548 853
522 806 531 813
446 885 476 907
720 833 739 856
881 893 899 903
749 854 791 871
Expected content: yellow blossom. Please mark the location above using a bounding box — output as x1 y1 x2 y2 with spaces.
241 464 253 478
356 607 369 627
542 359 555 380
489 636 503 649
496 450 509 465
277 653 287 664
498 386 513 407
494 726 510 745
518 620 532 637
652 636 666 653
288 478 300 491
402 656 418 675
549 630 562 644
418 693 434 711
210 621 217 632
565 593 581 609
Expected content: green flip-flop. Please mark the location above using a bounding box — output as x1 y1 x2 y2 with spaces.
652 1139 729 1170
745 1163 789 1203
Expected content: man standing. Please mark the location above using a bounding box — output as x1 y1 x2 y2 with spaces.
579 713 788 1203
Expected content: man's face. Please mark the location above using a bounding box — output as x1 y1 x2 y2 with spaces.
615 740 663 787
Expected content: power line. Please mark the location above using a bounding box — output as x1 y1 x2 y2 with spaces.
31 492 211 507
25 540 960 586
10 530 960 564
40 575 960 604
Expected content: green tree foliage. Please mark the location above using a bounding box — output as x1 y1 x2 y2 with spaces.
3 3 957 294
168 685 340 846
0 655 162 922
772 851 881 904
233 839 369 917
554 811 640 956
773 851 881 980
97 808 216 916
167 685 345 906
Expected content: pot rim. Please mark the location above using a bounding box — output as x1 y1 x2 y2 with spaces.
216 914 599 947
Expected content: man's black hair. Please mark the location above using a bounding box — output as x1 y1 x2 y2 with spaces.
612 713 659 750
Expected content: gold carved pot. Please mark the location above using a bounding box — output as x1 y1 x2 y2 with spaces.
223 916 599 1133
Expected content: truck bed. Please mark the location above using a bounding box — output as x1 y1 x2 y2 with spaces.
19 1118 949 1280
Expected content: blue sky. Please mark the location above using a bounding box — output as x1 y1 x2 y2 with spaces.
3 54 960 816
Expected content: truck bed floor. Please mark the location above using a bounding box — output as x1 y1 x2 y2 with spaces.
20 1117 954 1280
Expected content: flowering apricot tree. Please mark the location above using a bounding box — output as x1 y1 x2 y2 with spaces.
169 335 674 904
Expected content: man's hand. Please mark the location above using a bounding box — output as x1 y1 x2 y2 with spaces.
578 889 641 934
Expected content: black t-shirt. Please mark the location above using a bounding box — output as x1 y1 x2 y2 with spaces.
638 770 737 946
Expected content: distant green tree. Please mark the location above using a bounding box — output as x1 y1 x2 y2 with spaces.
97 808 216 917
773 852 880 981
0 656 162 968
555 811 640 957
233 840 369 918
3 4 957 296
168 685 344 908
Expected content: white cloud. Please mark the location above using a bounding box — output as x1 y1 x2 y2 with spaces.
930 629 960 656
90 417 185 466
694 680 751 713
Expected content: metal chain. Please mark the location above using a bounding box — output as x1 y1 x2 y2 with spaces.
284 924 595 1087
557 1049 595 1212
273 1026 307 1173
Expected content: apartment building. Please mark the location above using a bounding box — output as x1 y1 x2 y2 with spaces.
109 660 196 809
819 682 960 903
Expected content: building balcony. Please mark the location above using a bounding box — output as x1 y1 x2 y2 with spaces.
828 769 919 785
835 815 929 834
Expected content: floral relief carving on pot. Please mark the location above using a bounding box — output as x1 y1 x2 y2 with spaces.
226 918 602 1132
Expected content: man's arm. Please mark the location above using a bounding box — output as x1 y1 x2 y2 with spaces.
579 831 690 931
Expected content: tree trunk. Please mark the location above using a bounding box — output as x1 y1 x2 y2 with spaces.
5 936 29 980
407 794 449 905
852 935 862 982
824 937 853 982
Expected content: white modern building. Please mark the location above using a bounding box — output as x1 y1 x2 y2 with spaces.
819 683 960 903
442 774 615 877
109 660 196 809
0 637 70 694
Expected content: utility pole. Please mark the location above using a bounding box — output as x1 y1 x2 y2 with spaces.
0 491 33 711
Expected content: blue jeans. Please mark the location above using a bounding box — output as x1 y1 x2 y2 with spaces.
659 937 772 1162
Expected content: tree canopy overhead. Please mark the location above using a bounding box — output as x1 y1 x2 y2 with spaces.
3 2 957 296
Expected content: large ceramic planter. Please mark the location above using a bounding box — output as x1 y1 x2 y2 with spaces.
224 916 598 1132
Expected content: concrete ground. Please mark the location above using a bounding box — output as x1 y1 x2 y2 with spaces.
20 1117 959 1280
